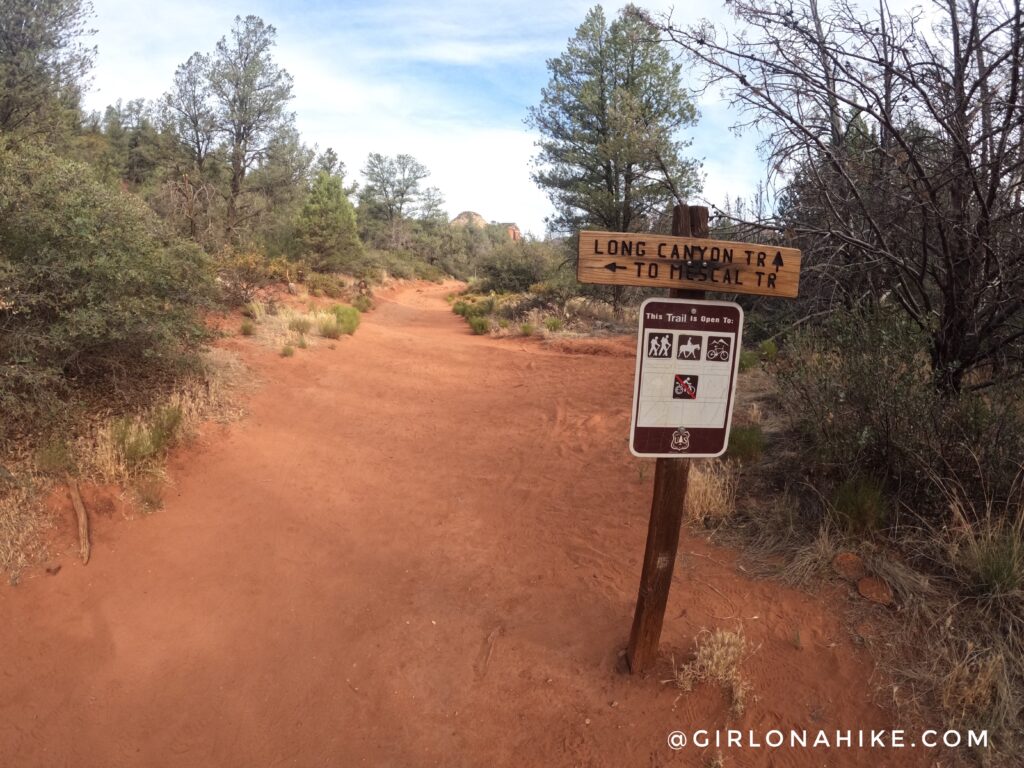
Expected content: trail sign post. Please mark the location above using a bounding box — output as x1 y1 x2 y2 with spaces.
631 298 743 458
577 204 800 675
578 231 801 298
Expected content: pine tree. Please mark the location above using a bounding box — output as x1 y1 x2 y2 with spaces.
296 170 363 273
526 4 700 236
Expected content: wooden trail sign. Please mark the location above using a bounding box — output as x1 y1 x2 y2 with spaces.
577 230 801 298
596 204 801 676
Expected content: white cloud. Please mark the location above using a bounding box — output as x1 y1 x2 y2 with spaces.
81 0 781 235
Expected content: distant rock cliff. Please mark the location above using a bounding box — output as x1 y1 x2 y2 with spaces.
450 211 488 229
450 211 521 241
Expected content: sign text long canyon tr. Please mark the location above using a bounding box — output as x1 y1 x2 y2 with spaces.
577 230 801 298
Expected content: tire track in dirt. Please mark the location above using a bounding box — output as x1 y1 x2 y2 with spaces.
0 281 930 767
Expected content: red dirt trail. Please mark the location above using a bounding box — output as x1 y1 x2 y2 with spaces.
2 283 929 767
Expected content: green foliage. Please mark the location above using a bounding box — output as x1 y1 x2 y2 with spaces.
520 323 536 337
758 339 778 361
526 4 700 235
0 0 95 138
777 308 1024 525
957 524 1024 598
318 318 342 339
476 241 557 293
352 294 372 313
738 350 760 372
216 248 278 305
208 15 295 239
280 344 295 357
830 476 889 535
304 271 346 298
330 305 360 335
240 320 255 336
0 144 212 443
111 404 183 474
544 317 563 332
368 249 446 282
726 425 765 462
296 170 363 272
358 153 429 249
468 316 490 335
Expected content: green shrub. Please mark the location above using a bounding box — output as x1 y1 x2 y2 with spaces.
738 349 759 372
544 317 564 332
296 171 364 273
304 272 346 299
110 404 182 474
148 405 183 455
216 249 275 305
330 305 360 335
758 338 779 361
288 317 312 335
476 241 558 292
0 144 212 445
726 425 764 462
830 476 889 535
468 316 490 335
352 294 373 313
452 300 469 317
776 308 1024 523
318 319 342 339
280 345 295 357
520 323 535 337
240 320 255 336
297 335 308 349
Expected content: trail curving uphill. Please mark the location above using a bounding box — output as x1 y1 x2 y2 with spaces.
1 282 925 767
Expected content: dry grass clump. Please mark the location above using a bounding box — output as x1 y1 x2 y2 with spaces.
670 628 752 718
244 304 359 350
80 348 248 484
0 478 50 579
687 460 738 524
1 348 248 577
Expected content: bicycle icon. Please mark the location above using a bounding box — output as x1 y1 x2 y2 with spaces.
706 337 731 362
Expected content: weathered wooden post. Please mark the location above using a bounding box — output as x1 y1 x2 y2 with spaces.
626 203 707 673
576 203 802 674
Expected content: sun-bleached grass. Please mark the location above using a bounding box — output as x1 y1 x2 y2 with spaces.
687 460 738 524
0 478 49 580
669 628 752 718
79 347 248 484
242 305 360 350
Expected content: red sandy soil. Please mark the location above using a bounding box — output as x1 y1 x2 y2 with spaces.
1 283 933 767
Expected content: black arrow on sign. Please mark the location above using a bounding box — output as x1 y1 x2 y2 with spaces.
604 262 627 273
772 253 785 272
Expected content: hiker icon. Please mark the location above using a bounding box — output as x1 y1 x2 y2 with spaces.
647 332 673 358
677 335 702 360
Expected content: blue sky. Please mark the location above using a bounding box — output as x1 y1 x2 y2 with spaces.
83 0 765 236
